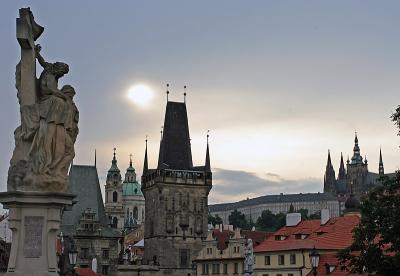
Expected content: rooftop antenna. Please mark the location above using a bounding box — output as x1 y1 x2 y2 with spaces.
166 83 170 102
184 85 187 103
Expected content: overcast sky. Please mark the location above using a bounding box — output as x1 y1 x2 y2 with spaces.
1 1 399 204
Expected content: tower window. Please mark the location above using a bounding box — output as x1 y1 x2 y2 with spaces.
133 207 138 219
112 217 118 228
113 191 118 202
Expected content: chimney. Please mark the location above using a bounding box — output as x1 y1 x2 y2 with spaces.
286 213 301 226
321 209 330 225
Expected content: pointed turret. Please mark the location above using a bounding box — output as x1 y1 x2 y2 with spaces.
157 101 193 170
338 152 346 180
351 132 363 164
379 148 384 175
205 131 211 172
106 148 121 183
324 150 336 194
143 138 148 175
124 154 136 183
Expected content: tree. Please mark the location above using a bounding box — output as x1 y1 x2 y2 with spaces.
228 209 248 229
337 173 400 274
338 109 400 275
208 213 223 226
255 210 286 232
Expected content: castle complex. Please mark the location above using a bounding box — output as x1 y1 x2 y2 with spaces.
323 133 392 198
141 100 212 275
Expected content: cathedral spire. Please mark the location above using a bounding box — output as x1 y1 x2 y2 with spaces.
205 130 211 172
338 152 346 180
143 137 148 175
351 132 363 164
324 150 336 194
379 147 384 175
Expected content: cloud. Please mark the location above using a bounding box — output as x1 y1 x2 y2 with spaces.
209 168 322 204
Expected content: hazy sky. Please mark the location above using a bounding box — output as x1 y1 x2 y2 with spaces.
1 1 399 204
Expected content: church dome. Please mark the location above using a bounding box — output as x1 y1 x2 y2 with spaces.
122 181 143 196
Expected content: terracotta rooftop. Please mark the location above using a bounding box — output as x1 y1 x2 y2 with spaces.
255 215 360 253
74 268 100 276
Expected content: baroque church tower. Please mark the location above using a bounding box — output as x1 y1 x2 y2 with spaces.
104 148 124 229
141 99 212 275
122 155 145 229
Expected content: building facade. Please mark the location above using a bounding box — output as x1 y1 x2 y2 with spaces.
254 213 360 276
61 165 121 276
141 100 212 275
209 192 340 225
194 227 268 276
323 133 393 199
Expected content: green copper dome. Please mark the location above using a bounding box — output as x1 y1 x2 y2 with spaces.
122 181 143 196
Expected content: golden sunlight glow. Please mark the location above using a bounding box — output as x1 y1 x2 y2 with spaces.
127 84 154 107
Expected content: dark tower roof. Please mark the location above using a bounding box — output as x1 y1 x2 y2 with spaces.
338 152 346 180
157 101 193 170
62 165 108 228
324 150 336 194
379 148 384 175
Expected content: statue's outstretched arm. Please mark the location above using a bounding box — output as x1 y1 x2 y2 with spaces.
35 44 49 69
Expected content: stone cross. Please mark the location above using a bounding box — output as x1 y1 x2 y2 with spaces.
16 7 43 106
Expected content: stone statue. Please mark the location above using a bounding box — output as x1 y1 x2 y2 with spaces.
244 238 254 276
7 7 79 193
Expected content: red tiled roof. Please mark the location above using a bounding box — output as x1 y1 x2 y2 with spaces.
212 230 234 251
240 230 270 246
74 268 100 276
314 254 363 276
255 216 360 253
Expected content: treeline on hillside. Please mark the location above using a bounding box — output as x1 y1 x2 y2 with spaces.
208 206 320 232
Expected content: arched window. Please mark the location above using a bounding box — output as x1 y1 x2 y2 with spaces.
133 207 138 220
112 217 118 228
113 191 118 202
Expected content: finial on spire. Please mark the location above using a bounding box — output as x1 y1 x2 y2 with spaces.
166 83 170 102
207 130 210 144
130 153 133 167
113 147 116 160
94 149 97 167
184 85 187 103
160 126 164 140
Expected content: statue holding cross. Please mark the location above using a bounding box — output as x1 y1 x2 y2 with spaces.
8 7 79 193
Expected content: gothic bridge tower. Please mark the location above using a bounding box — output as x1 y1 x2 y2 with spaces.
141 97 212 275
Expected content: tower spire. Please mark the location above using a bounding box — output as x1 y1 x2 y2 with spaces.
143 137 148 175
338 152 346 180
324 149 336 194
205 130 211 172
379 147 384 175
94 149 97 168
351 132 362 164
130 153 133 167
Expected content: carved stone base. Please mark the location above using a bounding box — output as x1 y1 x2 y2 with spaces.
0 191 75 276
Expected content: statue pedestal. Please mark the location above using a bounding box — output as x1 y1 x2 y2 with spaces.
0 191 75 276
